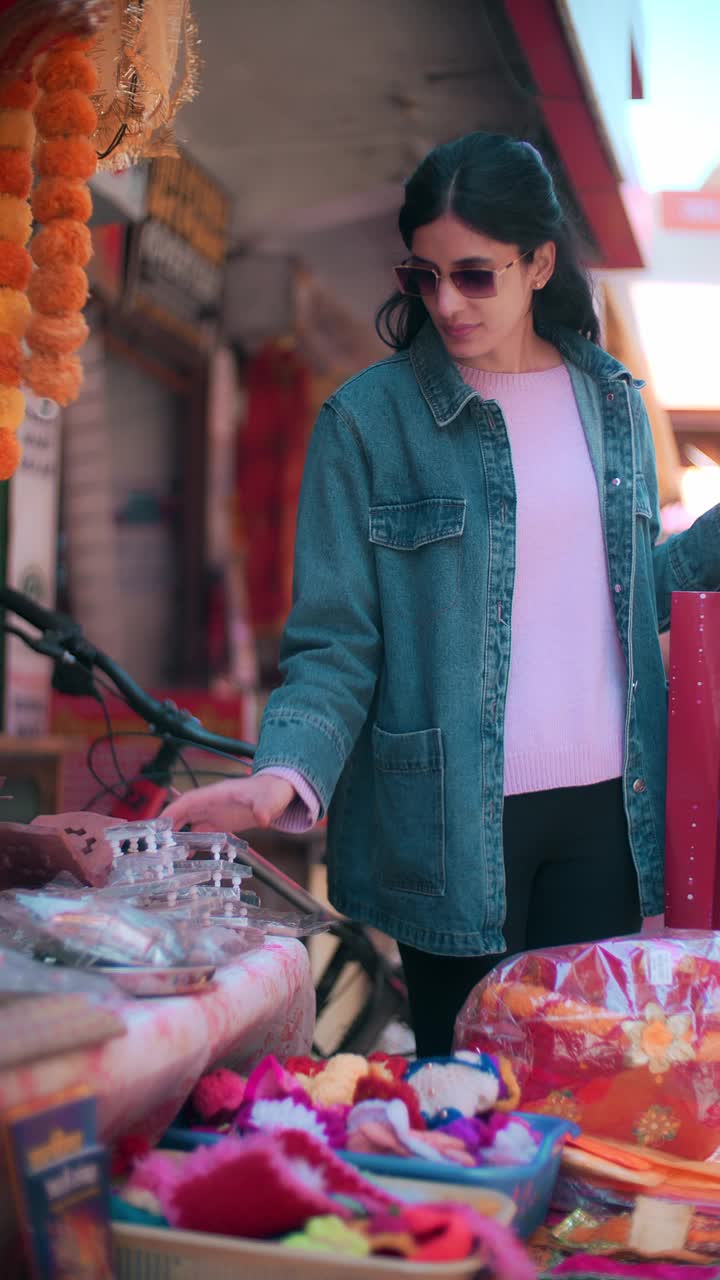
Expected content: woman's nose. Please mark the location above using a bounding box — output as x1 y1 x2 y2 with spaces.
435 277 465 318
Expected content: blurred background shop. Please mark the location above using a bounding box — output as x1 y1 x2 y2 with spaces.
1 0 718 840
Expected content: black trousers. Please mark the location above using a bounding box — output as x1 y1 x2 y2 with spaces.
398 778 641 1057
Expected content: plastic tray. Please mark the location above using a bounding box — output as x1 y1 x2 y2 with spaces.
112 1220 497 1279
161 1112 575 1238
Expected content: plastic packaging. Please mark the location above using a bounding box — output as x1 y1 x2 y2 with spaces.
175 921 266 966
0 942 117 997
454 931 720 1160
207 902 332 938
0 887 187 968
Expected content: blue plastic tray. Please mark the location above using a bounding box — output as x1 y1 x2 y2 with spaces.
161 1111 577 1239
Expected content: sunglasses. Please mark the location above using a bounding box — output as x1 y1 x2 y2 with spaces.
394 251 532 300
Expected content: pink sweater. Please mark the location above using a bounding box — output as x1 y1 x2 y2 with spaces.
261 359 626 826
460 361 626 794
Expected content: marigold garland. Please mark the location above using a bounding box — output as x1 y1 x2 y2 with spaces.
30 219 91 267
0 193 32 243
28 261 88 314
0 72 34 477
0 239 31 290
0 35 97 479
31 175 92 223
0 333 22 385
25 36 96 417
26 310 88 356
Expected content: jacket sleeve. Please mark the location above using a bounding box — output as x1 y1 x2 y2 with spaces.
634 386 720 630
251 400 382 813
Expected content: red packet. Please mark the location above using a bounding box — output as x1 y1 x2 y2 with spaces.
665 591 720 928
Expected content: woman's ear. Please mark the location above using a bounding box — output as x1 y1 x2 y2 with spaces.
531 241 556 290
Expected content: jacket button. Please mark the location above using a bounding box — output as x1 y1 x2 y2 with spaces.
633 778 647 794
614 583 622 593
610 477 622 487
607 392 615 402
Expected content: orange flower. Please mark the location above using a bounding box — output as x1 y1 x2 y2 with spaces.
0 80 38 111
35 50 98 95
0 287 31 337
0 194 32 244
35 137 96 182
32 176 92 224
633 1103 680 1147
26 311 88 356
0 385 25 431
0 430 21 479
23 352 82 407
28 264 88 315
0 242 31 291
31 220 92 268
0 334 22 385
534 1089 581 1124
622 1002 695 1076
34 90 97 139
0 149 32 199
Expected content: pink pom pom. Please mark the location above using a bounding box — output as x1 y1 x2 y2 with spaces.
192 1068 246 1121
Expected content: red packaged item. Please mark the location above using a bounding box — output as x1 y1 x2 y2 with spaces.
665 590 720 928
454 932 720 1160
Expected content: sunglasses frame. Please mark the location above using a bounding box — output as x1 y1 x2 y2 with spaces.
394 250 533 300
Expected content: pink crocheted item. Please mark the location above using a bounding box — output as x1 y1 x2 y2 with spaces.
131 1130 396 1238
192 1068 246 1121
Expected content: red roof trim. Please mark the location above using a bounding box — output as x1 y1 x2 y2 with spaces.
503 0 644 269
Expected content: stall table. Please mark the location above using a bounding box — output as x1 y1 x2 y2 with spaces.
0 938 314 1143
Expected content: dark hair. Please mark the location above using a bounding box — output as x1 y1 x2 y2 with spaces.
375 131 600 349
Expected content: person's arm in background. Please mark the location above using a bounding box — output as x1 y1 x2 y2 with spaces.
164 400 382 831
634 386 720 631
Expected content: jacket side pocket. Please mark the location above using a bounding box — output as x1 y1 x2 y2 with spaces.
372 725 446 896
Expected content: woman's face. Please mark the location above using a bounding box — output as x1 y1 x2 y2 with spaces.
409 213 554 367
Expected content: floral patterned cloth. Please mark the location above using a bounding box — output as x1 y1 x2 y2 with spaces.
455 932 720 1159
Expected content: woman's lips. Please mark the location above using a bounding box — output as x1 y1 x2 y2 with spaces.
442 324 480 339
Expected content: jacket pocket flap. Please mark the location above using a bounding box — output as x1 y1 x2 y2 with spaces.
369 498 466 550
635 474 653 519
372 725 444 772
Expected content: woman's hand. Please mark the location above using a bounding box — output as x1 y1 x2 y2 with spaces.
162 774 295 832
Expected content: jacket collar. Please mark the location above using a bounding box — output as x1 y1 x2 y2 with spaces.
409 321 637 428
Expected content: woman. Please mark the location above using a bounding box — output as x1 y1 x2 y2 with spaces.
165 132 720 1055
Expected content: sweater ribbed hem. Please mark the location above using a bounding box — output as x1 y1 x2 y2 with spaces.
504 740 625 796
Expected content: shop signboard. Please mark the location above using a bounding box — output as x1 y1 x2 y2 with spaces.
661 191 720 232
127 152 231 346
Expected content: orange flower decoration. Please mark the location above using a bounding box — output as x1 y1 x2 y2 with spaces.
622 1002 695 1077
0 334 22 385
0 241 31 290
25 38 97 414
0 72 34 473
28 263 88 315
0 430 22 480
31 219 91 267
34 90 97 138
26 310 88 356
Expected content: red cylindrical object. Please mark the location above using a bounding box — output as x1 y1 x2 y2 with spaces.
664 591 720 928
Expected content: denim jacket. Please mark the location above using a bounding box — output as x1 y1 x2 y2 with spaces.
253 321 720 954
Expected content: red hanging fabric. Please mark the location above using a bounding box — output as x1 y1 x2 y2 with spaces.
235 340 312 636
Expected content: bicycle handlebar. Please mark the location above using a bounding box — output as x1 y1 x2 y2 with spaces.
0 585 256 759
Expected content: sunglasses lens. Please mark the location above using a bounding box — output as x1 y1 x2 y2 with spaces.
451 269 496 298
395 266 437 297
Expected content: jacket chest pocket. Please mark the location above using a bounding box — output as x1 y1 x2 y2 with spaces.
369 497 466 614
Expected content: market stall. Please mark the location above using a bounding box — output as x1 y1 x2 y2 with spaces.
0 939 315 1142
